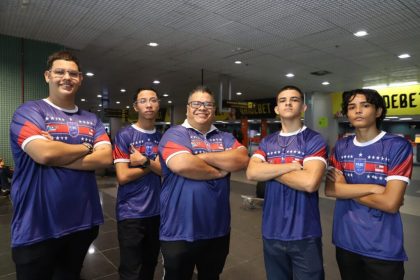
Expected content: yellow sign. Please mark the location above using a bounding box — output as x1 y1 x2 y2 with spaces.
331 85 420 116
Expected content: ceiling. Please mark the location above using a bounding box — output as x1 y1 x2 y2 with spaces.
1 0 420 112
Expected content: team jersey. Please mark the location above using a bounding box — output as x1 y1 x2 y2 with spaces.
9 99 110 247
329 131 413 261
252 126 327 241
158 120 244 241
113 124 161 221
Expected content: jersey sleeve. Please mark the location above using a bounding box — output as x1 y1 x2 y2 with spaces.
222 132 245 150
328 145 343 172
10 103 48 150
113 128 130 163
92 117 111 147
251 138 267 162
303 133 328 166
387 139 413 183
159 127 192 165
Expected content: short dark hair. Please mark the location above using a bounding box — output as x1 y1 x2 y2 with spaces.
188 85 215 102
341 88 387 128
277 85 304 102
47 50 81 71
132 88 159 102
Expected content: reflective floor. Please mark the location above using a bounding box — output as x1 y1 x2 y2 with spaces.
1 169 419 279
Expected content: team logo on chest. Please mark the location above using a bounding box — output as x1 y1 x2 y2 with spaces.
354 158 366 175
144 141 154 156
67 122 79 137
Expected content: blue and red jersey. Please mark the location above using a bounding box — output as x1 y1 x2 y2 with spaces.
329 131 413 261
158 120 244 241
9 99 110 247
252 126 328 241
113 124 161 221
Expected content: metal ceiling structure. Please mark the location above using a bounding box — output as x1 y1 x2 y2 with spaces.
1 0 419 112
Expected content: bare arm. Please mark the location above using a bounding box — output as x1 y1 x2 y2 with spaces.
276 159 326 193
197 147 249 172
115 162 151 185
246 156 301 181
167 152 227 180
354 180 407 214
61 144 113 170
324 167 385 198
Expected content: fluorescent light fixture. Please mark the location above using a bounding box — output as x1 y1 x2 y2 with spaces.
153 80 160 84
85 72 94 77
322 81 330 85
354 30 368 37
389 81 418 87
116 101 120 104
399 117 413 121
285 73 294 78
236 92 242 96
398 53 410 59
163 93 169 97
120 89 126 93
386 116 399 119
147 42 159 47
362 84 388 90
168 100 172 104
88 247 95 254
234 60 242 64
81 98 86 102
97 94 102 98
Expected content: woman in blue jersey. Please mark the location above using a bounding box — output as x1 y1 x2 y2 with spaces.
325 89 413 280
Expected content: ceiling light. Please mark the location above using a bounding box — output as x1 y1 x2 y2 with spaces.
386 116 399 119
234 60 242 64
398 53 410 59
168 100 172 104
153 80 160 84
97 94 102 98
97 109 101 112
163 93 169 97
362 84 387 90
399 117 413 121
99 104 102 107
147 42 159 47
236 92 242 96
322 81 330 85
116 101 120 104
354 30 368 37
81 98 86 102
126 106 130 109
389 81 418 87
285 73 294 78
85 72 94 77
88 247 95 254
120 89 126 92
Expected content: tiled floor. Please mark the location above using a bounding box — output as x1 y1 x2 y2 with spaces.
1 169 419 280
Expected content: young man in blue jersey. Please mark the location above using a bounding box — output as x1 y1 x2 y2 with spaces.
9 51 113 279
113 88 162 280
247 85 327 280
325 89 413 280
158 86 249 280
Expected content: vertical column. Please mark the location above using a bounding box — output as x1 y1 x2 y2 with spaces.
241 117 248 147
261 119 267 138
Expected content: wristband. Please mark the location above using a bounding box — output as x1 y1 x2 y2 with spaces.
138 157 150 169
82 142 94 154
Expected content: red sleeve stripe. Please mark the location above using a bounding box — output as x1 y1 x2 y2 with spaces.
18 121 42 146
162 141 191 161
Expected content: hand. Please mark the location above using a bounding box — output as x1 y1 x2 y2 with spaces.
129 144 148 167
291 161 303 171
41 130 54 141
326 167 346 184
218 169 229 178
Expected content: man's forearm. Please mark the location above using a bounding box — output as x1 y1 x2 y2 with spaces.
62 145 113 170
198 148 249 172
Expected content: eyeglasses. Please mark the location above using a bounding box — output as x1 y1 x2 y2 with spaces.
49 68 82 79
188 101 215 109
134 98 160 105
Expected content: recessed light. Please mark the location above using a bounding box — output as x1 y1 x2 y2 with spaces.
286 73 295 78
168 100 172 104
147 42 159 47
99 104 102 107
85 72 94 77
153 80 160 84
97 109 101 112
354 30 368 37
234 60 242 64
236 92 242 96
322 81 330 85
97 94 102 98
81 98 86 102
163 93 169 97
126 106 130 109
398 53 410 59
120 89 126 93
116 101 120 104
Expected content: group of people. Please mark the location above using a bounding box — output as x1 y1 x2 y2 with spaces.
7 50 412 280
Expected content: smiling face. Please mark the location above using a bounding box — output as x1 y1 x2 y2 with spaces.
274 89 306 120
44 59 83 99
133 89 160 121
186 90 216 132
346 93 382 129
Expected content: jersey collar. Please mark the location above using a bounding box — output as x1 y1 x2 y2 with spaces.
182 119 218 136
43 98 78 113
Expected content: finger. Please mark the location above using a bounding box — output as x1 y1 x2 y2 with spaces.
130 144 137 153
